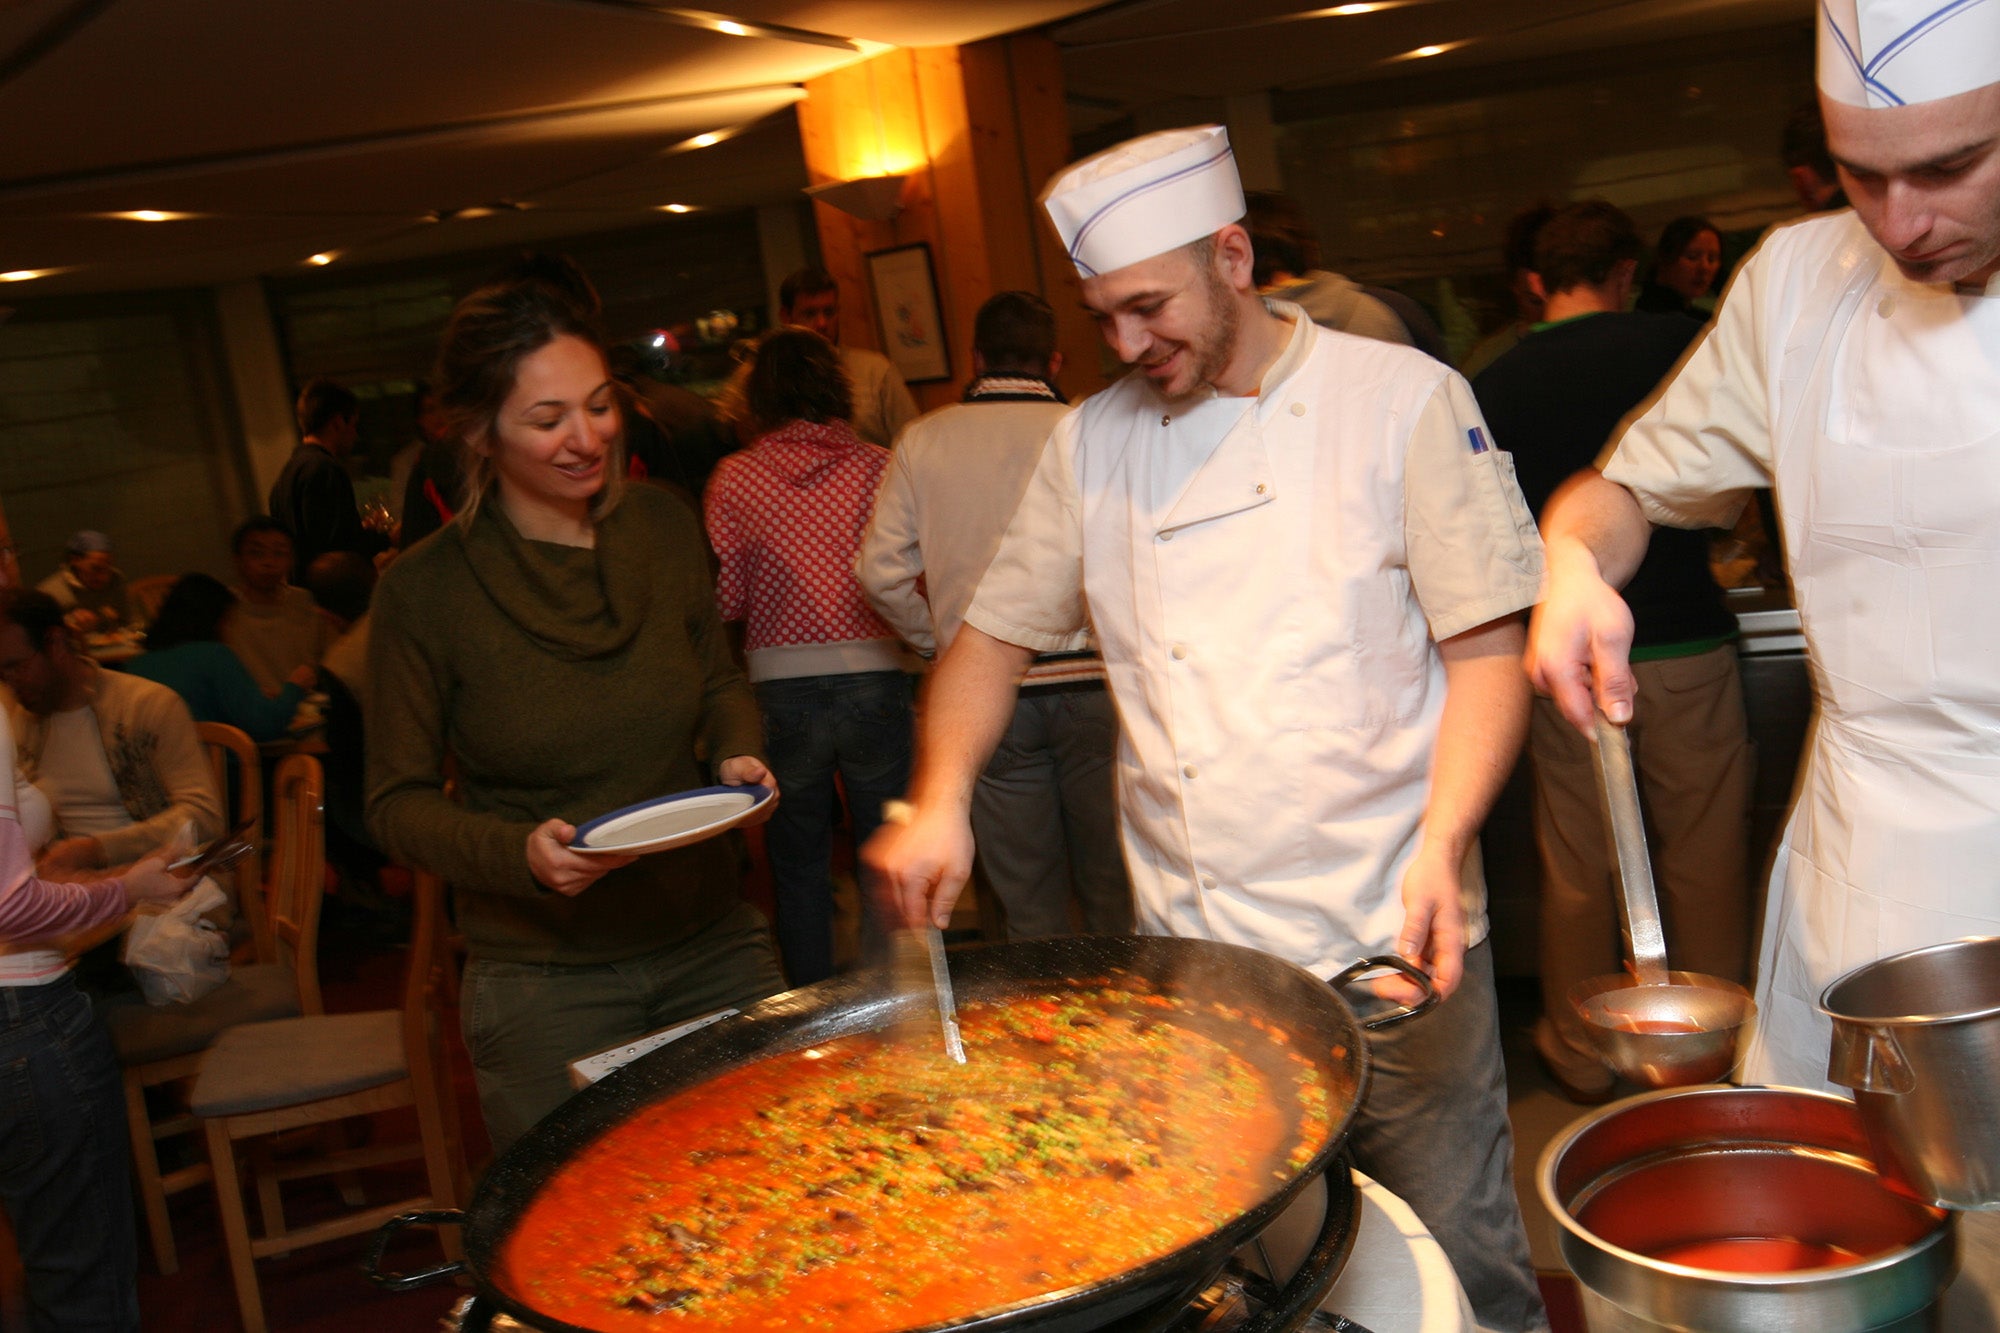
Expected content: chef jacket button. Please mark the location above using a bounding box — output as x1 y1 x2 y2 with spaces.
1290 402 1306 417
1199 874 1216 890
1182 763 1198 779
1254 483 1268 495
1161 413 1172 426
1878 295 1896 318
1171 643 1187 660
1159 531 1173 542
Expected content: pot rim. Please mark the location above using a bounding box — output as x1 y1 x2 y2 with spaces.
1818 935 2000 1027
1536 1084 1954 1289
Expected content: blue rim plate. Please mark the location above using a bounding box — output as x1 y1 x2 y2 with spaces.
570 784 774 855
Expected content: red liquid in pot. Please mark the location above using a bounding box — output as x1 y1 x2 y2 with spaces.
1652 1237 1866 1271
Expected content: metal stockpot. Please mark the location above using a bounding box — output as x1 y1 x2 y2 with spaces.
1822 935 2000 1209
1539 1085 1954 1332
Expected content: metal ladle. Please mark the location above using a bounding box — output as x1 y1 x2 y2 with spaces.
1569 714 1755 1088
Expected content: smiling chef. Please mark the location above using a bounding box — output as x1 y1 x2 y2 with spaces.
867 125 1550 1333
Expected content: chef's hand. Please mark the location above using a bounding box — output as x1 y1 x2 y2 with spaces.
863 801 972 930
716 755 779 828
526 819 635 897
1526 542 1639 735
1385 842 1467 1004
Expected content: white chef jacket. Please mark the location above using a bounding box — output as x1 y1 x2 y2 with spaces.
965 303 1543 975
1603 210 2000 1090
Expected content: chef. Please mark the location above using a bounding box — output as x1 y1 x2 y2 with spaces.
867 126 1549 1333
1528 2 2000 1311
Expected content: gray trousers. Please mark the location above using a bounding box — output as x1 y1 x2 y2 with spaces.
1346 941 1549 1333
969 683 1133 939
461 902 786 1156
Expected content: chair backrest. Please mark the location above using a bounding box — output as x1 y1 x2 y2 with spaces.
268 753 327 1015
126 574 178 628
196 721 269 963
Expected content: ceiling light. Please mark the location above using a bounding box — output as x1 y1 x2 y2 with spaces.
1388 39 1465 60
305 252 338 267
687 131 724 149
1327 3 1385 13
1413 44 1446 56
0 269 54 282
658 203 695 213
109 209 195 222
715 19 749 36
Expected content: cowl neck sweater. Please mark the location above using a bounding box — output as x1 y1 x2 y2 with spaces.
458 491 653 661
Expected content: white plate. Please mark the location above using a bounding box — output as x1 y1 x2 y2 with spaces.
570 784 774 855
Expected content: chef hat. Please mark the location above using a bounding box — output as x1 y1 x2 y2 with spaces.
1040 126 1245 279
1819 0 2000 109
64 530 111 557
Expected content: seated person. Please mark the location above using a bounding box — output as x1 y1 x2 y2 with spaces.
0 589 224 878
221 518 332 697
126 574 315 743
36 530 129 633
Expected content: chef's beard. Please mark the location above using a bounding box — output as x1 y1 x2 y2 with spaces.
1159 266 1242 401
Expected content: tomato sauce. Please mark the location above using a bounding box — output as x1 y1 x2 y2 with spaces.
1651 1237 1866 1271
499 985 1333 1332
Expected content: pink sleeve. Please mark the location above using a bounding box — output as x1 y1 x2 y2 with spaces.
0 817 127 945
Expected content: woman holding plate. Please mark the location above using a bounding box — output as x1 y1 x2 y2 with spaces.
366 258 785 1154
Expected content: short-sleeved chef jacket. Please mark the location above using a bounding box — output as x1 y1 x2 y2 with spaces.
964 302 1543 973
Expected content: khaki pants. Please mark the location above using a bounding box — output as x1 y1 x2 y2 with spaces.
461 902 785 1156
1531 644 1755 1079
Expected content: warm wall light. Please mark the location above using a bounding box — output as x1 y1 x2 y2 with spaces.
0 269 55 282
657 203 696 213
804 174 907 221
715 19 748 36
686 130 725 149
109 209 196 222
305 252 338 267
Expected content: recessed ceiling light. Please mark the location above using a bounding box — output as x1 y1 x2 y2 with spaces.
715 19 749 36
658 203 696 213
0 269 54 282
1412 44 1446 56
1328 3 1386 13
687 131 725 149
110 209 195 222
305 252 338 267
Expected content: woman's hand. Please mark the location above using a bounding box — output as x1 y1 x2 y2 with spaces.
526 819 635 897
123 848 194 910
717 755 778 828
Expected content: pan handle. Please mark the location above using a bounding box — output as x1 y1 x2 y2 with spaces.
1327 954 1439 1030
365 1209 468 1291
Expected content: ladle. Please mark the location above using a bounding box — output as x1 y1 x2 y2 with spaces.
1570 714 1755 1087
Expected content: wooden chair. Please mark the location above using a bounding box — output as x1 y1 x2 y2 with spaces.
192 867 464 1333
197 721 271 962
106 744 306 1276
125 573 178 627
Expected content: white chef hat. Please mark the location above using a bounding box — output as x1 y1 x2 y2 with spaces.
1819 0 2000 109
1040 125 1245 279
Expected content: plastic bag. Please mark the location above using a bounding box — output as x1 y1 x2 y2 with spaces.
122 877 230 1005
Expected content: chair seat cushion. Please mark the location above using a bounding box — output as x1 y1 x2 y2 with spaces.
103 963 302 1065
191 1010 405 1118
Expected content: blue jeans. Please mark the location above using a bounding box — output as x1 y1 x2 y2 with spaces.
755 671 914 985
0 975 140 1333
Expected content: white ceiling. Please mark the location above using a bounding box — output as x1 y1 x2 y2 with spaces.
0 0 1811 298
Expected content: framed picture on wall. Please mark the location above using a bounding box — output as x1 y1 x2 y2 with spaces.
864 243 951 384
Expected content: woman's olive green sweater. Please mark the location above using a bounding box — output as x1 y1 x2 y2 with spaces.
365 485 766 964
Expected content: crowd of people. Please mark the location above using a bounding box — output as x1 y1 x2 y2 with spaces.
4 3 1997 1325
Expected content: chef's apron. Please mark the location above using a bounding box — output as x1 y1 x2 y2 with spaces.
1741 244 2000 1092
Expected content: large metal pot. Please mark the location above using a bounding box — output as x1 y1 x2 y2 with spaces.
1539 1085 1955 1332
369 936 1430 1333
1821 935 2000 1209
